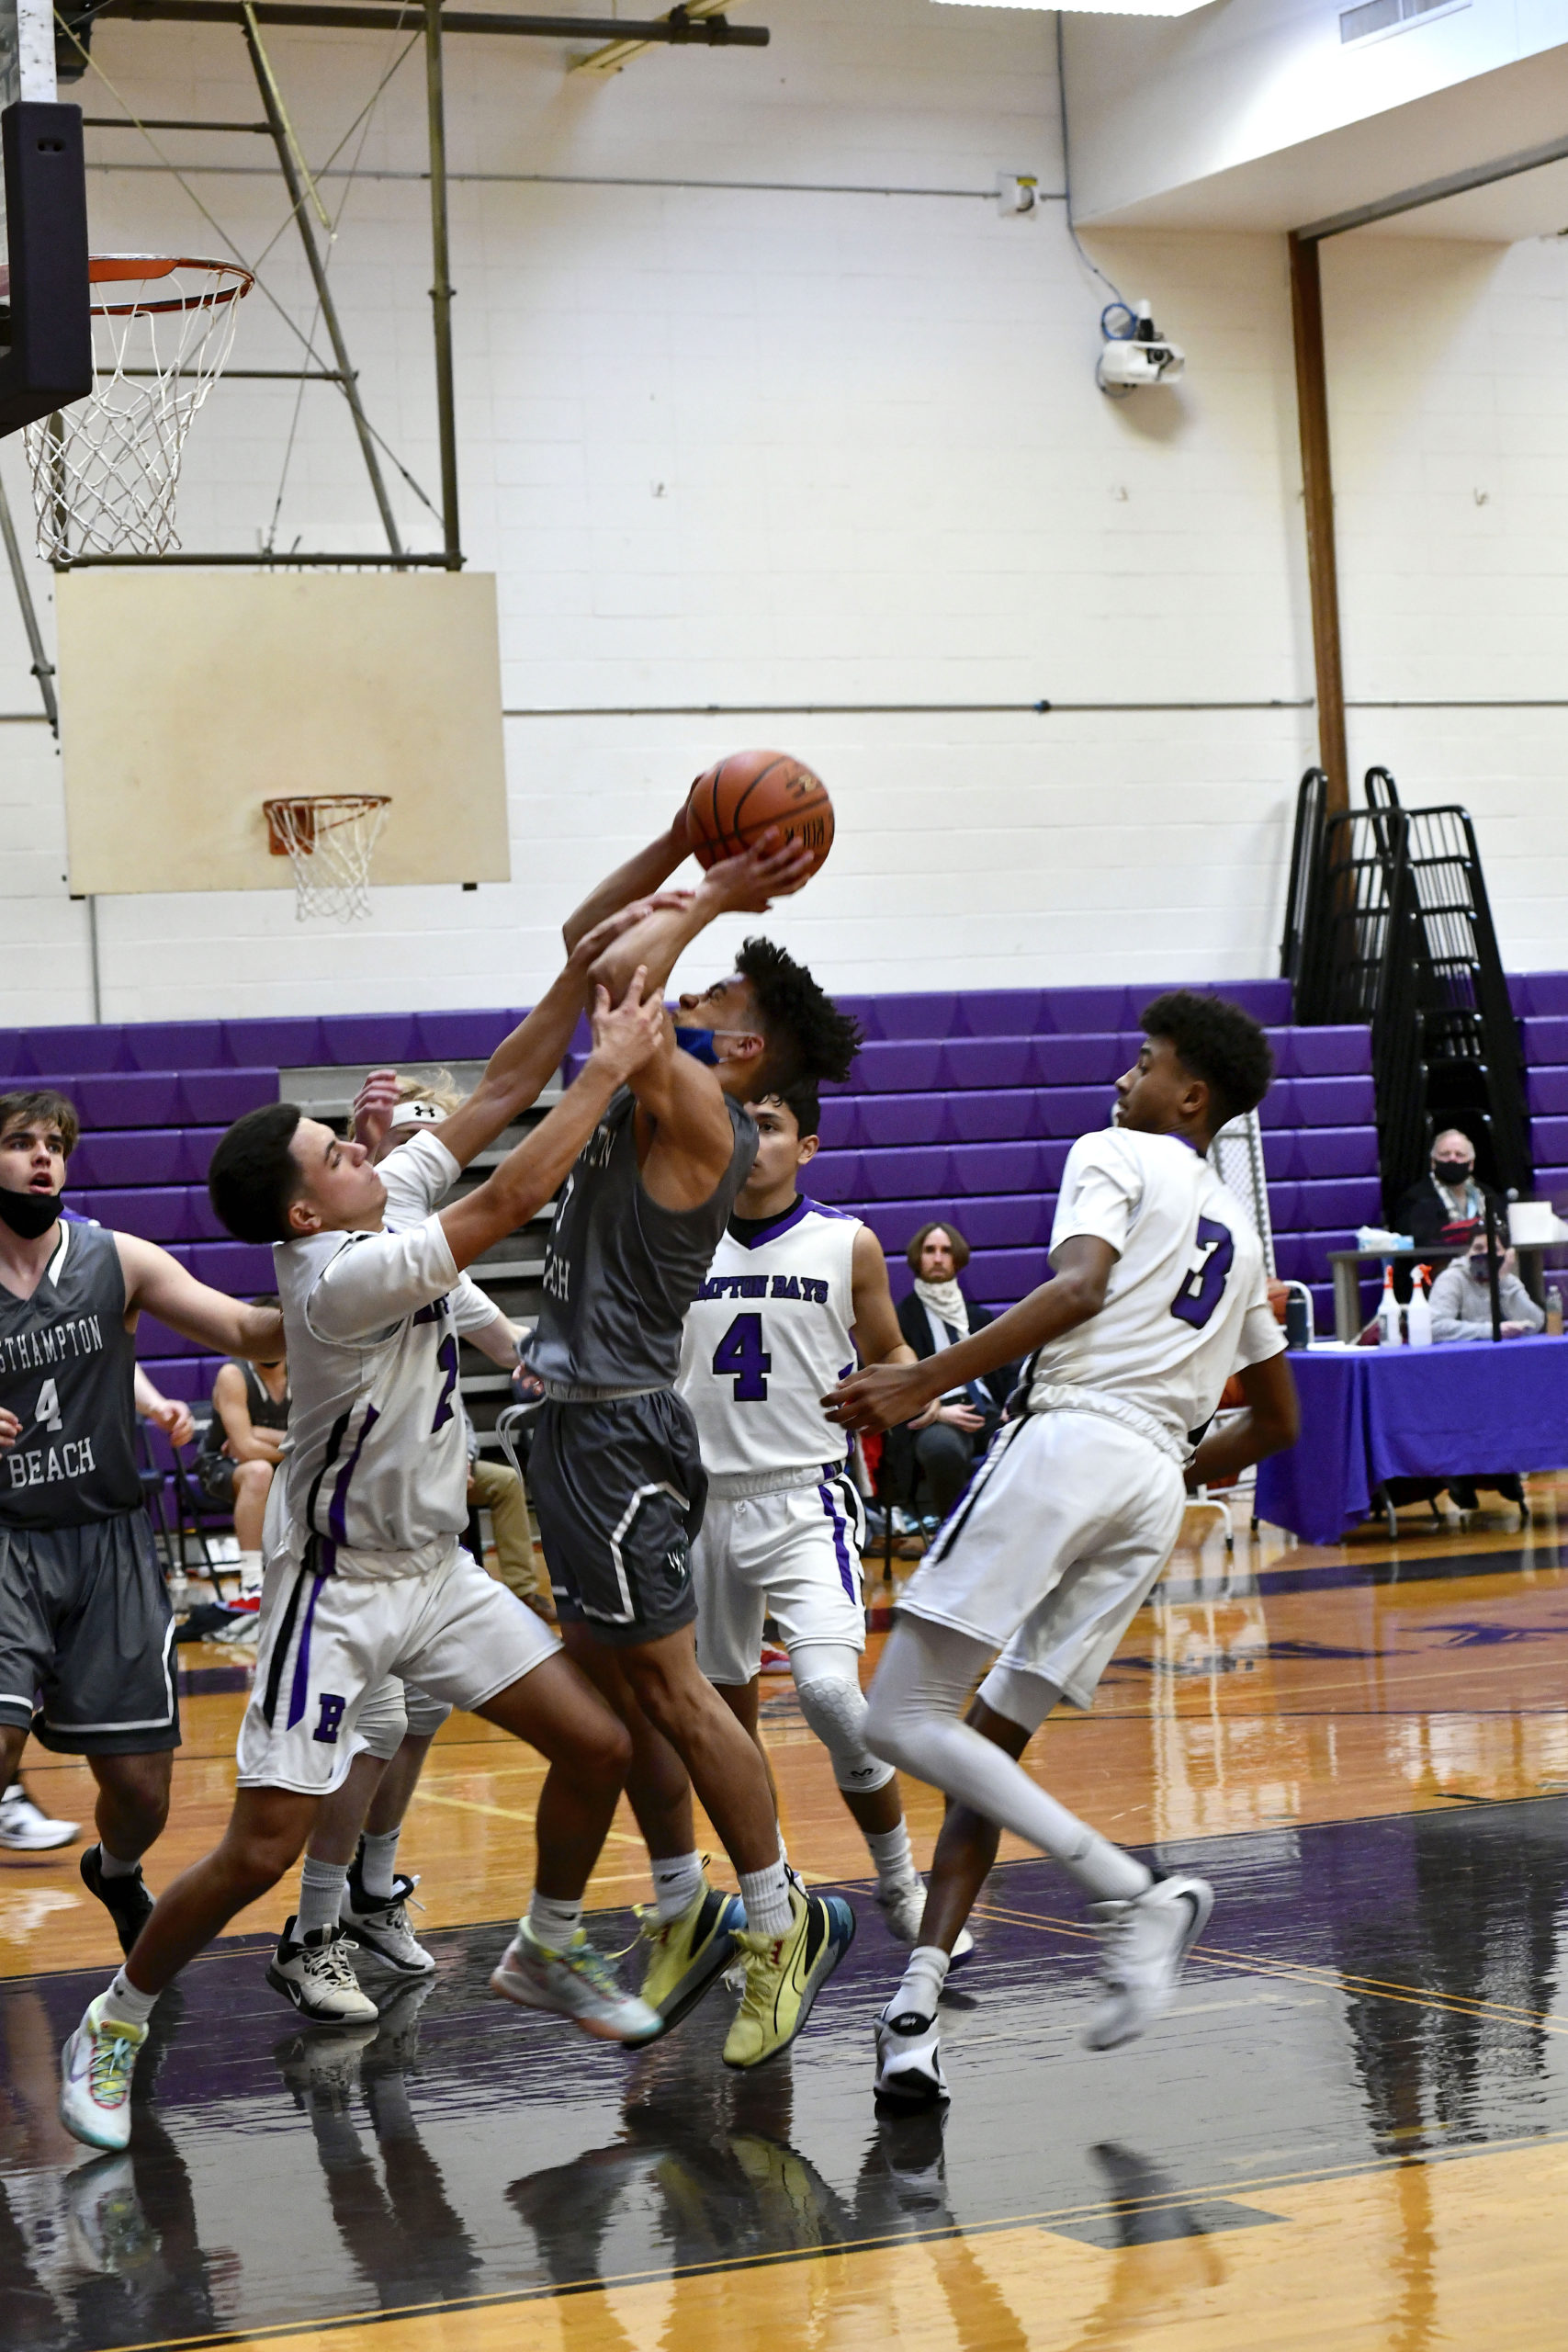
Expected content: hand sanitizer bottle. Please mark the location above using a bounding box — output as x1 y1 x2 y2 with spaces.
1406 1265 1433 1348
1548 1284 1564 1339
1378 1264 1403 1346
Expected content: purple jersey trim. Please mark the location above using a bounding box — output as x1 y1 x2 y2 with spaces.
326 1405 379 1545
817 1479 858 1603
286 1553 333 1731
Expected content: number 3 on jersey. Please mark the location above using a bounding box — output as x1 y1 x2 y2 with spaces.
713 1313 771 1401
1169 1216 1235 1329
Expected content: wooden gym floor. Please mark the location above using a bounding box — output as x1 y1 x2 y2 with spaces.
6 1477 1568 2351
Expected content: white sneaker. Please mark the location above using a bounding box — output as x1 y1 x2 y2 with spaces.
1083 1874 1214 2051
0 1781 79 1850
266 1916 380 2025
341 1871 435 1978
874 2002 949 2106
490 1921 661 2043
874 1877 975 1964
59 1993 148 2152
62 2153 156 2277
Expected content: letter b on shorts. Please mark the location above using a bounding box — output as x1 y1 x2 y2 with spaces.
313 1693 346 1744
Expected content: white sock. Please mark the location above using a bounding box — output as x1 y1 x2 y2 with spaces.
97 1846 141 1881
527 1892 583 1951
297 1855 348 1939
103 1969 158 2029
359 1828 401 1904
865 1618 1154 1906
739 1861 793 1939
866 1821 917 1890
650 1851 705 1922
237 1550 264 1597
887 1943 949 2024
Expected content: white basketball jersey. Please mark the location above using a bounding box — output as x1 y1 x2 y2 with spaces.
1026 1126 1284 1455
270 1130 500 1573
677 1198 861 1477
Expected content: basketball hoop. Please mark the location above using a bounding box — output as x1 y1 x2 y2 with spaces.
265 794 390 923
22 255 254 562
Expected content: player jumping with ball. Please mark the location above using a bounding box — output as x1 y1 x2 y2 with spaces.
826 992 1301 2105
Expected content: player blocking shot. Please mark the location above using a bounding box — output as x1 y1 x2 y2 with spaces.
0 1090 286 1953
58 937 671 2153
530 804 859 2068
825 993 1302 2106
676 1080 973 1952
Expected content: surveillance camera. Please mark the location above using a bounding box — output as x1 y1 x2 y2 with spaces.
1097 299 1184 395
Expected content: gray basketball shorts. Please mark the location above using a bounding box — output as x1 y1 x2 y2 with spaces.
0 1510 180 1756
529 1391 706 1649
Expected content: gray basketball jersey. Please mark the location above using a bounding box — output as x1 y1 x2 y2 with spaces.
0 1219 141 1528
530 1087 759 1393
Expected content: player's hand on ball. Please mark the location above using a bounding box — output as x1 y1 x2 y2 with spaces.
0 1408 19 1450
822 1363 936 1437
354 1068 400 1159
588 967 665 1084
697 826 816 914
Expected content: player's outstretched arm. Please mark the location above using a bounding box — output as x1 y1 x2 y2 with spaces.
437 970 665 1273
1185 1352 1299 1487
561 805 694 954
426 904 680 1174
585 829 814 1009
823 1236 1117 1436
116 1234 286 1363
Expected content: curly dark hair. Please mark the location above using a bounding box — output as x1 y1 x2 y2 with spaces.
751 1078 823 1140
1139 990 1274 1131
735 937 862 1093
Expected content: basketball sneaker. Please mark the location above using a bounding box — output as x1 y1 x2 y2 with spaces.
1083 1873 1214 2051
722 1883 855 2070
62 2152 157 2278
341 1848 435 1978
873 2002 949 2107
490 1922 661 2042
59 1992 148 2152
628 1880 744 2044
874 1876 975 1965
80 1846 154 1958
266 1917 380 2025
0 1781 78 1849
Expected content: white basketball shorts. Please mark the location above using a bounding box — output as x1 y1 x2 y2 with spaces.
235 1538 557 1795
693 1470 866 1687
897 1409 1186 1720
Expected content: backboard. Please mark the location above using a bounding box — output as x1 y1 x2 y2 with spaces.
0 0 90 435
56 567 513 899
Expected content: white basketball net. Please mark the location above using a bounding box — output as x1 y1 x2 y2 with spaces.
265 796 390 923
24 257 253 561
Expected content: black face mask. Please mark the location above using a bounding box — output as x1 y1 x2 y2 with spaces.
1433 1160 1473 1186
0 1187 62 1240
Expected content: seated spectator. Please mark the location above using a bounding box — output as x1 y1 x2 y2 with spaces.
886 1220 1020 1523
196 1302 288 1597
1429 1234 1545 1343
1393 1129 1504 1249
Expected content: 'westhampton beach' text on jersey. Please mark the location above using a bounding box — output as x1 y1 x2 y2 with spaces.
0 1220 141 1527
1026 1126 1284 1455
677 1197 860 1477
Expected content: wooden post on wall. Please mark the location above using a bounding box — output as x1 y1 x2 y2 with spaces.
1289 231 1348 817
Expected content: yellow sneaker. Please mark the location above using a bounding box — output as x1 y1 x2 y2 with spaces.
630 1881 744 2046
722 1884 855 2070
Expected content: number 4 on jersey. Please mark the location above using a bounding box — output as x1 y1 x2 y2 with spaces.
1169 1216 1235 1329
713 1312 771 1401
35 1377 62 1430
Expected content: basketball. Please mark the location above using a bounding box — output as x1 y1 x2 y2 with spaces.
684 749 835 876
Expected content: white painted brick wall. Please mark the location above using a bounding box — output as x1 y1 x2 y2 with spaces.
0 0 1562 1023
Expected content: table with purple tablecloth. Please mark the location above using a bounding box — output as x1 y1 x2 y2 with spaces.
1253 1334 1568 1546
